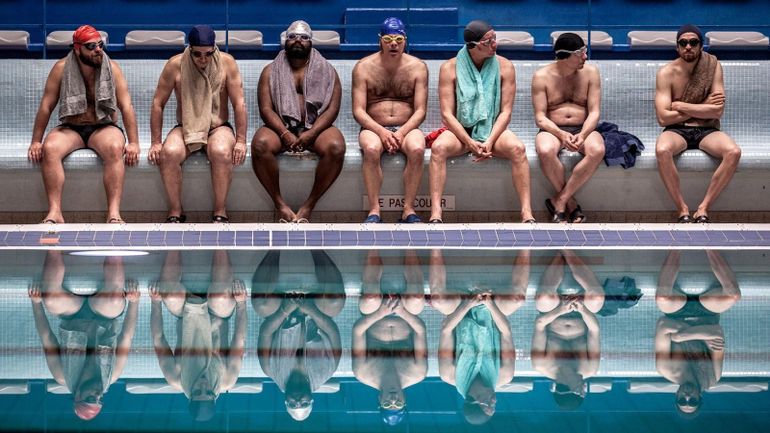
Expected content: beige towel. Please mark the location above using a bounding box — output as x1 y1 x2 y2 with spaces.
679 52 720 129
180 47 223 151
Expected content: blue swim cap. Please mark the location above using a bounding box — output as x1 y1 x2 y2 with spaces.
380 17 406 37
380 407 406 426
188 25 216 47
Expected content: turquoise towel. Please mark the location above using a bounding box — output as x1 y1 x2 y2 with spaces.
455 46 501 143
454 305 500 398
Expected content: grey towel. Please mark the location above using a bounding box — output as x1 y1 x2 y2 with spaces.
180 46 223 150
58 50 117 123
269 48 336 130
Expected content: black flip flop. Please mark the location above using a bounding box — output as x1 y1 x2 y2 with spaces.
569 205 586 223
677 214 693 224
165 214 187 223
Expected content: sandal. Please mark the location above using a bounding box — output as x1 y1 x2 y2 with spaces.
428 218 443 223
107 217 125 224
212 214 230 223
523 218 537 224
165 214 187 223
693 214 711 224
677 214 693 224
569 205 586 224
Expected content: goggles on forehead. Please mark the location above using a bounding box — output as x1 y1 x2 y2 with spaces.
469 36 496 47
555 46 587 57
380 34 406 44
287 33 311 41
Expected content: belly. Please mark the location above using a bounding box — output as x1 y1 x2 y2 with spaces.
366 100 414 127
547 104 588 126
368 316 411 342
549 317 587 340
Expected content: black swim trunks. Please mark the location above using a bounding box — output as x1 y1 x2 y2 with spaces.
537 125 583 136
171 121 234 135
59 122 124 147
663 124 719 150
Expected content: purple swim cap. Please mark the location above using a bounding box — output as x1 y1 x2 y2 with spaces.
188 25 216 47
380 17 406 36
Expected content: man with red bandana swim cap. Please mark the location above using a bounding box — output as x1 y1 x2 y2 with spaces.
654 24 741 224
28 25 140 224
352 17 429 224
148 25 248 224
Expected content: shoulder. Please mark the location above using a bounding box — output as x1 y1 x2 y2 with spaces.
440 57 456 74
50 58 67 75
166 54 183 69
657 61 676 78
496 54 513 69
583 63 600 77
353 54 375 73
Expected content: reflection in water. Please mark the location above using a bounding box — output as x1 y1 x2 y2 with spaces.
655 250 741 418
149 250 247 421
532 250 602 410
28 251 139 420
432 250 528 424
253 250 344 421
353 250 427 426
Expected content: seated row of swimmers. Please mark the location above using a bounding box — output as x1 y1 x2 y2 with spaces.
29 21 739 224
28 248 740 423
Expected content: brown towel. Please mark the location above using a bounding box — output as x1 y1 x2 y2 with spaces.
268 48 336 130
679 52 720 129
58 50 117 123
180 46 223 151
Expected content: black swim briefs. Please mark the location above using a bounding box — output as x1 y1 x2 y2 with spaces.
663 124 720 150
59 122 124 147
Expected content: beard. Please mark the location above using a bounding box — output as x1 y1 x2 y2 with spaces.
680 51 700 63
286 43 311 60
78 51 102 68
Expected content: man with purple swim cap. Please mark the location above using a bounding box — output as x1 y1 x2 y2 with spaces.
148 24 248 224
352 17 429 224
532 32 604 224
654 24 741 224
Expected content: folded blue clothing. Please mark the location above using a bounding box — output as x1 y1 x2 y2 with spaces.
597 121 645 168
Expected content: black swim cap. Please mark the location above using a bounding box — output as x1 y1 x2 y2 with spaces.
554 32 585 59
188 25 216 47
464 20 492 48
676 24 703 42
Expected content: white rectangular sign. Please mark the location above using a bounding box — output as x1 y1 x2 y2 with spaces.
362 195 455 211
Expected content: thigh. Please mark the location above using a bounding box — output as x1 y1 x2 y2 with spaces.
491 130 525 159
698 131 738 159
656 130 687 155
87 125 126 159
42 127 86 159
535 131 562 157
430 129 468 157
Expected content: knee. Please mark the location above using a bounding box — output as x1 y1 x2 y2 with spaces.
496 294 526 316
509 140 528 161
89 296 126 319
429 293 460 315
325 140 347 160
101 141 126 162
403 141 426 162
360 143 382 162
251 136 276 159
430 142 450 161
208 296 235 318
535 293 560 313
535 142 558 160
584 141 605 160
359 294 382 315
160 146 186 165
655 143 674 160
655 295 686 314
402 294 425 315
208 143 232 165
725 146 741 163
316 294 345 317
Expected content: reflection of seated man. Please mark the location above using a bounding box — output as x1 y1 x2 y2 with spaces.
655 250 740 417
353 249 427 426
149 250 247 422
252 250 345 421
431 249 528 424
27 251 139 420
532 250 603 410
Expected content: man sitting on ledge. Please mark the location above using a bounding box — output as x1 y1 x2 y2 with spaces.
28 25 139 224
148 25 248 224
352 17 428 224
428 20 534 224
251 20 345 223
654 24 741 224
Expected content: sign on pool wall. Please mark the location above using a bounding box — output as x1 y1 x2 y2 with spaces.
363 195 455 211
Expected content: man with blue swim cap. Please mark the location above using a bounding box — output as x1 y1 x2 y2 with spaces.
654 24 741 224
352 17 428 224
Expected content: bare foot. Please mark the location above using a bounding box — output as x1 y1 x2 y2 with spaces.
295 206 313 223
277 205 297 223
